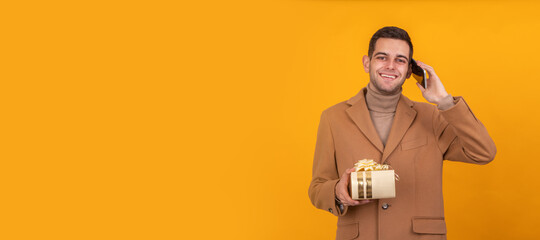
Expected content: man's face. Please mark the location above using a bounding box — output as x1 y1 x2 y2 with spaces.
363 38 412 95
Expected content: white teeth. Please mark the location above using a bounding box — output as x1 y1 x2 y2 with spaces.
381 74 396 79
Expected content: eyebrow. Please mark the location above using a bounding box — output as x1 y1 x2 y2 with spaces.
373 52 410 62
397 54 410 62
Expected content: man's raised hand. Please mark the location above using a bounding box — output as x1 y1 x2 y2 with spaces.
415 60 449 105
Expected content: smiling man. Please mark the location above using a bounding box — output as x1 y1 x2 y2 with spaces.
308 26 496 240
367 38 411 95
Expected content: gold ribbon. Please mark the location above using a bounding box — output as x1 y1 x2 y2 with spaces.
354 159 399 181
353 159 389 171
356 171 372 199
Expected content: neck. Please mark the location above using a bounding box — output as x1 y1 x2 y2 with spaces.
365 82 401 113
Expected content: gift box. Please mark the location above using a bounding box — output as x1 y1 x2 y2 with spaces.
349 159 396 200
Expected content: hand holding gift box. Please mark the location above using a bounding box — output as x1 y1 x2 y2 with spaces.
335 167 372 207
349 159 398 200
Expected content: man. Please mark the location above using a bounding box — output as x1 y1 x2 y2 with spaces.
308 26 496 240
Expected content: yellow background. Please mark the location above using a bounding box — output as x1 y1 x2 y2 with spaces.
1 0 539 239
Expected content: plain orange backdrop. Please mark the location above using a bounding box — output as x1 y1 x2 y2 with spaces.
1 0 539 239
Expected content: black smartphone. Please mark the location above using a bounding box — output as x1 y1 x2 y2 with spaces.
411 59 427 89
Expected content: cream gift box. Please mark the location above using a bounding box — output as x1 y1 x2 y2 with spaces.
349 159 396 200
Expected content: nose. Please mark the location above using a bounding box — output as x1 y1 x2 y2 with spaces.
385 58 396 70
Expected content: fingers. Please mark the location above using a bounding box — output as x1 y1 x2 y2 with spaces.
335 167 376 207
358 199 372 205
416 60 440 91
336 168 356 206
414 60 448 104
416 60 438 79
416 60 432 70
336 167 372 206
342 167 355 184
339 191 371 207
338 186 358 206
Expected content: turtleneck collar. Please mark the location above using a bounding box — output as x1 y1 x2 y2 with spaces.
365 82 401 113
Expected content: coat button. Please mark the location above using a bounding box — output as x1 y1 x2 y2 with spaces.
328 208 333 213
382 203 389 210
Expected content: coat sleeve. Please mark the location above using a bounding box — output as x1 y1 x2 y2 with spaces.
308 110 348 216
434 97 497 164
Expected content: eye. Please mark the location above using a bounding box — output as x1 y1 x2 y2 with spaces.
396 59 406 63
376 56 386 60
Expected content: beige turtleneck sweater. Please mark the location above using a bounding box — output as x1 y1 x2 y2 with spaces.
365 82 401 146
365 82 455 147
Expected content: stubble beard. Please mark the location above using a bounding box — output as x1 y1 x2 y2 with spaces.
369 71 405 95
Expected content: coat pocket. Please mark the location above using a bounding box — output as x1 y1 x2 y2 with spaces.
336 222 359 240
412 217 447 234
401 137 428 151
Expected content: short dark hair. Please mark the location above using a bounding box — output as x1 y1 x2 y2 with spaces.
368 26 413 61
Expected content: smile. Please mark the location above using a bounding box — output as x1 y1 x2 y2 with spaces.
379 73 397 79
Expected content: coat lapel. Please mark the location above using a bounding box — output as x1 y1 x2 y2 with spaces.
381 95 417 163
346 88 384 153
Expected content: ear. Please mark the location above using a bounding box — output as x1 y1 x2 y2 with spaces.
362 55 370 73
406 64 412 79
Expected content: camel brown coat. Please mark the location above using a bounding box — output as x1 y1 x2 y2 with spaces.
308 88 496 240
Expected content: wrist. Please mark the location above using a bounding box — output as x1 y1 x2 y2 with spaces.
437 94 454 110
434 93 449 104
